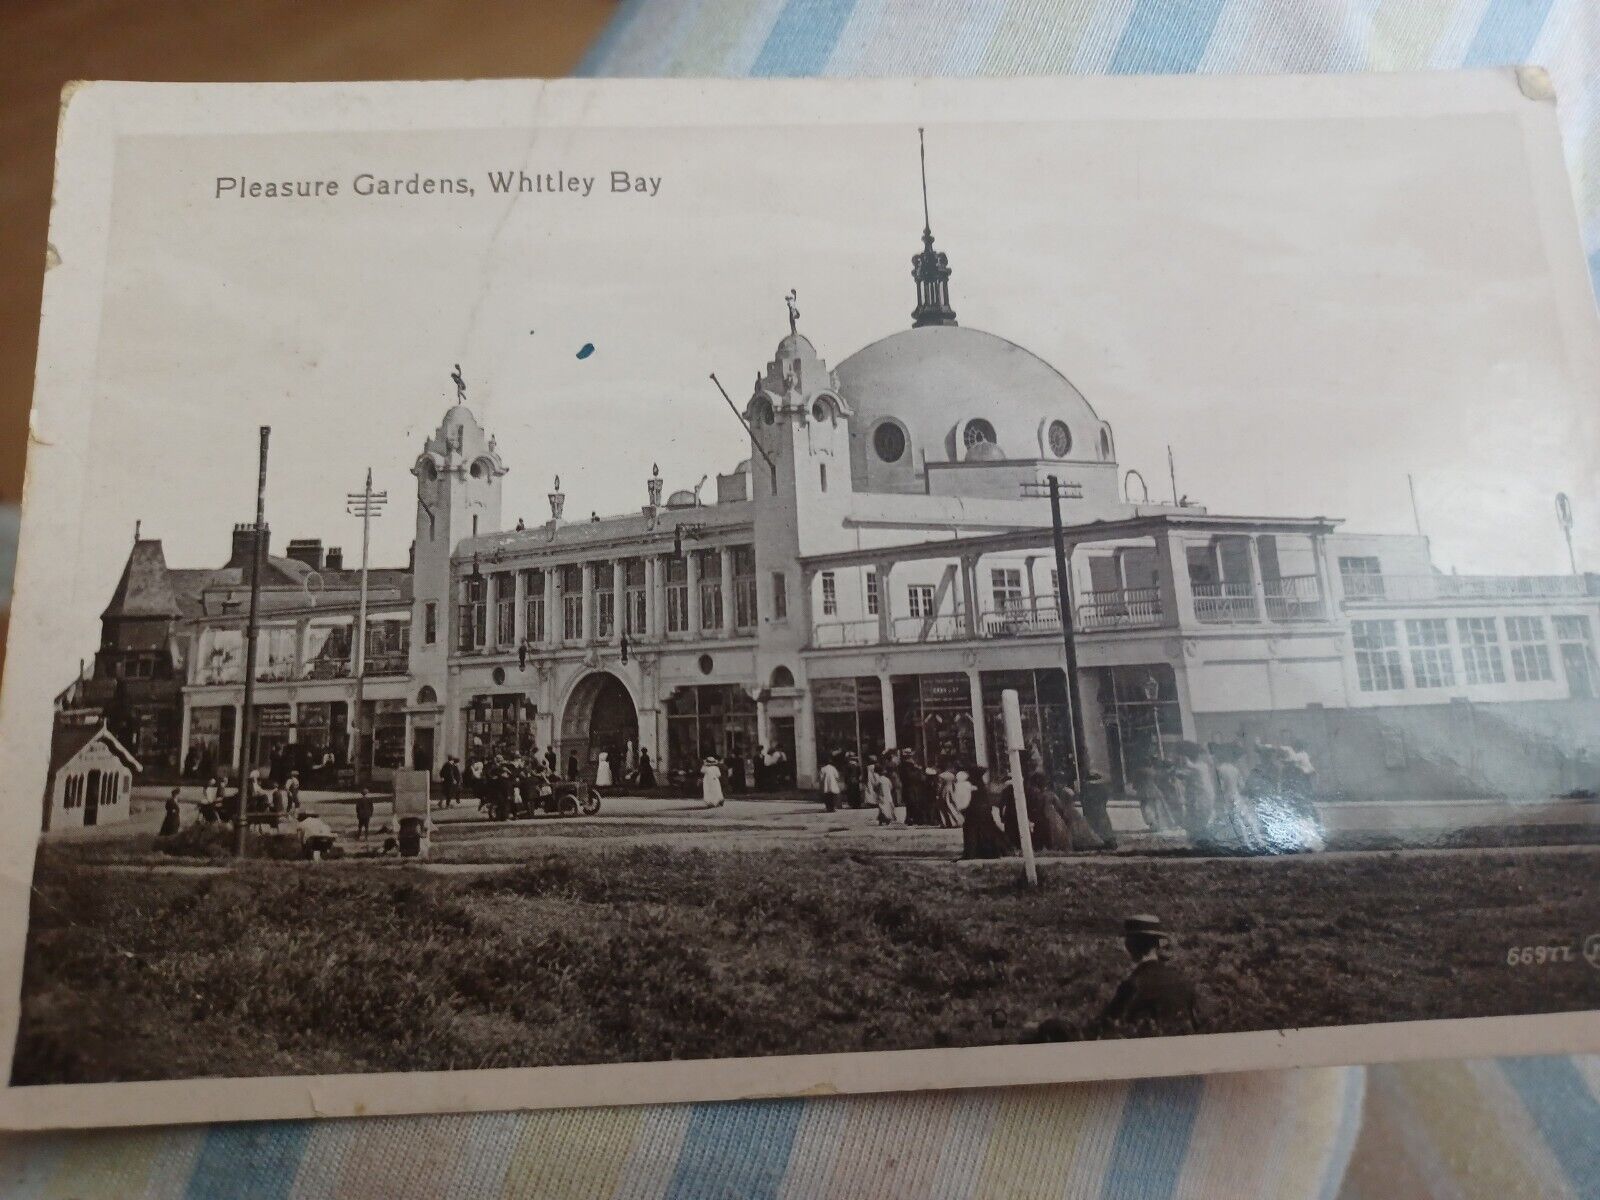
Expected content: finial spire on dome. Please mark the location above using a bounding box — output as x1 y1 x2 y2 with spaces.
451 363 466 402
911 127 957 328
785 289 799 336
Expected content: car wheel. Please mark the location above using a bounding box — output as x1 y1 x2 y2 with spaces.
558 793 579 817
581 787 601 815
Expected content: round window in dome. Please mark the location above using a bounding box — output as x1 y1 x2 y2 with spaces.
1048 420 1072 457
750 397 775 426
873 422 907 464
963 419 997 449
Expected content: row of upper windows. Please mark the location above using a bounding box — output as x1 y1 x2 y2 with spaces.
870 417 1113 465
1352 615 1596 693
819 567 1046 617
452 549 768 650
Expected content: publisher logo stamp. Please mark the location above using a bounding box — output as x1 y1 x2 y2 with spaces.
1584 934 1600 970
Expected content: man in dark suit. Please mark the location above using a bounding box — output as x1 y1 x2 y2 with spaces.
1091 914 1198 1037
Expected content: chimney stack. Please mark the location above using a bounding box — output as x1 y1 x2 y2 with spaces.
325 546 344 570
228 522 269 567
285 538 325 570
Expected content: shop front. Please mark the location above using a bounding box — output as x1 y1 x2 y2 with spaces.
291 700 348 784
252 703 293 776
981 668 1075 786
811 675 886 766
1096 663 1184 793
665 684 757 779
184 704 236 779
360 698 408 778
892 672 977 768
463 693 538 763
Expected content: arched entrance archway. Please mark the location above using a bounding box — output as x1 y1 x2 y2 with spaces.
559 672 639 781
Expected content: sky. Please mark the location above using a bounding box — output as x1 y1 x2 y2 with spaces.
56 107 1600 656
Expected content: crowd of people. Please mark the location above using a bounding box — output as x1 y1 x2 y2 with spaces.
810 735 1325 858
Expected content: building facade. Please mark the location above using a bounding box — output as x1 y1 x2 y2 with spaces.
71 207 1600 800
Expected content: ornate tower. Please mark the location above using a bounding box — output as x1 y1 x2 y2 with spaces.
410 370 508 719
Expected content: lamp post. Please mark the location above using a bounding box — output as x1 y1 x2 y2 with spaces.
1557 492 1577 575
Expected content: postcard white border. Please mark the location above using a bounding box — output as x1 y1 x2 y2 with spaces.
2 71 1598 1131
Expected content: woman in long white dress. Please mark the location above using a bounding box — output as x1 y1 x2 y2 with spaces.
595 751 613 789
701 756 724 808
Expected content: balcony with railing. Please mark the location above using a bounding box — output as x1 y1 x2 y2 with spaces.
1341 573 1589 605
1191 575 1327 624
811 588 1166 649
1078 586 1164 631
1265 575 1326 621
1192 581 1258 624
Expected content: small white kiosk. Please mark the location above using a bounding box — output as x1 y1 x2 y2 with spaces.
42 722 141 832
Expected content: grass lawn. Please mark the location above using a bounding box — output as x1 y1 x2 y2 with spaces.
12 842 1600 1086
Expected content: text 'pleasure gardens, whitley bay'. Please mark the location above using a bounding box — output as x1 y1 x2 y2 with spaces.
214 170 663 200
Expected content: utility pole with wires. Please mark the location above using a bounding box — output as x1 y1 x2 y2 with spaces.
1021 475 1092 798
235 427 270 857
346 469 387 788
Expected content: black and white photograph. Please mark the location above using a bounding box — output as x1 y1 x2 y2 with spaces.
2 72 1599 1129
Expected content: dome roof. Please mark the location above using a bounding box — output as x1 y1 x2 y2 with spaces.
832 325 1110 476
734 458 751 474
775 332 816 360
665 489 697 509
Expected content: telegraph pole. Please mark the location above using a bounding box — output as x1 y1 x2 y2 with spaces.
235 427 269 857
347 470 387 787
1020 475 1094 797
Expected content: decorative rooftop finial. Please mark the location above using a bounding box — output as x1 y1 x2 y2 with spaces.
911 127 957 328
785 289 799 336
549 475 565 522
919 126 931 235
134 519 141 542
451 363 466 402
647 462 664 509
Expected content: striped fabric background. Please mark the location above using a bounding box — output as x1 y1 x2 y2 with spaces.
2 2 1598 1196
1 1070 1365 1199
578 0 1600 300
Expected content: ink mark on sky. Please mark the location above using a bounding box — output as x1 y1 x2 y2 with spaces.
577 343 595 360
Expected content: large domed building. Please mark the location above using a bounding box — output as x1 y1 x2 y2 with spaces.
119 141 1598 812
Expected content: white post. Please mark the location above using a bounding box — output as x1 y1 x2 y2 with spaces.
1002 688 1038 887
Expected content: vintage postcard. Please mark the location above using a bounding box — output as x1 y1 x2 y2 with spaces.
2 71 1598 1130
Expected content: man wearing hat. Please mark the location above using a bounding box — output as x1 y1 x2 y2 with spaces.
1091 914 1198 1037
